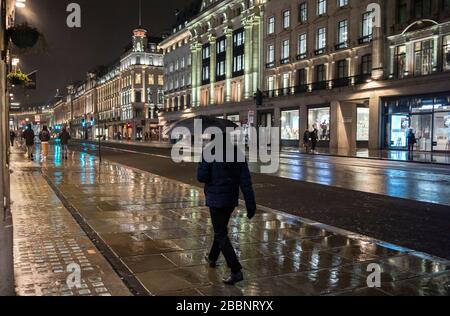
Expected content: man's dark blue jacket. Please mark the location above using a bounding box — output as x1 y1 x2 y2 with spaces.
197 159 256 212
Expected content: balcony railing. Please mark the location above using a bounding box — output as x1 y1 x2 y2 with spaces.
280 58 290 65
314 48 325 56
311 80 328 90
332 77 351 88
278 88 291 96
262 74 377 99
354 73 372 85
294 84 309 94
358 35 372 44
266 62 275 69
296 53 307 61
266 90 276 98
335 42 348 51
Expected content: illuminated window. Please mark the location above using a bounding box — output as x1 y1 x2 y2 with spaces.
283 10 290 29
298 3 307 22
443 35 450 71
268 16 275 34
148 74 154 85
317 0 327 15
337 20 348 48
135 73 142 85
337 0 348 7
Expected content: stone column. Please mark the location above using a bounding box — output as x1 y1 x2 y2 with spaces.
371 26 384 80
328 59 335 88
329 101 340 150
291 69 296 94
368 95 381 150
299 105 308 147
307 65 314 92
244 18 253 100
336 102 357 150
190 41 199 107
225 27 233 102
209 34 216 105
252 15 262 94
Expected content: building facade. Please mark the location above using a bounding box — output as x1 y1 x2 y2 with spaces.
48 28 165 141
381 0 450 152
44 1 450 153
258 0 450 152
260 0 383 148
160 29 193 115
159 0 266 133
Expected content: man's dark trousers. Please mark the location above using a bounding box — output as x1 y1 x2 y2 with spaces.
208 207 242 273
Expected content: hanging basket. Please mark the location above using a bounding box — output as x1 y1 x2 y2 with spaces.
7 71 30 86
6 23 41 49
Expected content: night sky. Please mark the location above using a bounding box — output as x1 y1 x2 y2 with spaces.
14 0 189 107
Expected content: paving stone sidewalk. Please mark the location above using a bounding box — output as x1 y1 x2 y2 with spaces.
10 150 131 296
11 146 450 296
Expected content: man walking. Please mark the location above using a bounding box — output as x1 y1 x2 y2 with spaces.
303 129 311 153
310 126 318 152
59 127 71 160
407 128 417 159
39 126 51 160
197 139 256 285
22 124 35 161
9 130 16 147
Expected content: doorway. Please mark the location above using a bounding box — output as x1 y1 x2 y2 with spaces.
410 114 433 152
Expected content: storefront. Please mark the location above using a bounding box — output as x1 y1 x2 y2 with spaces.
356 106 370 148
383 93 450 152
280 108 299 147
307 104 330 147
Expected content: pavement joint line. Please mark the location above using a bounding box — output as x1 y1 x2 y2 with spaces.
40 169 153 297
79 149 450 266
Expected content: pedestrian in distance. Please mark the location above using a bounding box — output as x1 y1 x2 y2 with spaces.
407 128 417 159
9 130 16 147
22 124 35 161
197 136 256 286
303 129 311 153
59 127 71 160
39 125 51 160
310 126 318 152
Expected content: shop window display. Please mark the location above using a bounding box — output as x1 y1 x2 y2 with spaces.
308 107 330 141
384 94 450 152
434 112 450 151
357 107 369 141
281 110 299 140
390 114 409 148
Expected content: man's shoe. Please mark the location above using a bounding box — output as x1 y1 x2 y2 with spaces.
223 271 244 285
204 256 216 268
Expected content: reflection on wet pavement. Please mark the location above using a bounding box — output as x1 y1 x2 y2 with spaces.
250 153 450 206
11 146 450 296
10 155 131 296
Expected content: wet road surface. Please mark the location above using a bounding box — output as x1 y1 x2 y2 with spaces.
67 140 450 260
73 140 450 206
11 145 449 296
